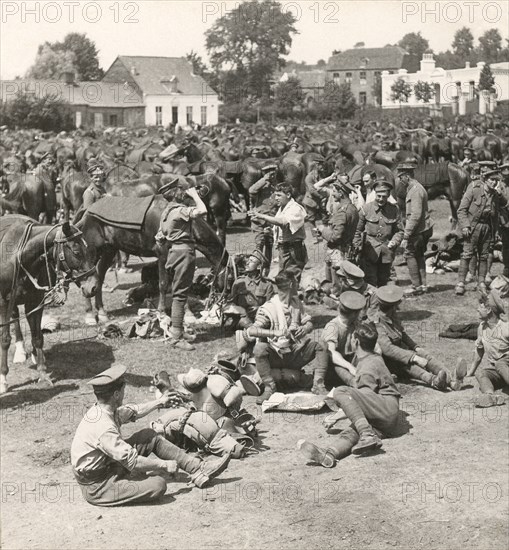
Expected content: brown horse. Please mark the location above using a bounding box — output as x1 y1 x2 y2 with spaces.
77 195 229 325
0 216 98 393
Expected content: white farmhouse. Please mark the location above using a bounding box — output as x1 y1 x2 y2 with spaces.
102 55 220 126
381 53 509 114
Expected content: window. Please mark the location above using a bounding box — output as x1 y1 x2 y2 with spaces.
172 106 179 124
359 92 367 105
201 106 207 126
109 114 118 126
186 106 193 125
333 72 340 84
155 106 163 126
75 111 82 128
374 71 381 78
93 112 103 128
360 71 367 86
345 72 352 84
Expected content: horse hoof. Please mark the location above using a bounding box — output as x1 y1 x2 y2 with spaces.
85 313 98 326
38 374 54 386
97 311 110 324
13 344 27 364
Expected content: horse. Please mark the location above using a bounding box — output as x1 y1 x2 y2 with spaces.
394 162 469 225
0 171 56 222
0 215 99 394
60 161 89 221
77 195 229 325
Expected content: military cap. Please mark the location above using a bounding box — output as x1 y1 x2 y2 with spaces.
374 179 393 192
332 177 356 194
88 364 127 393
499 164 509 175
376 285 404 304
248 249 269 266
337 260 365 280
463 146 474 152
40 152 55 163
339 291 366 312
483 169 500 179
478 161 497 170
86 158 104 174
159 175 190 196
261 164 277 173
397 161 417 172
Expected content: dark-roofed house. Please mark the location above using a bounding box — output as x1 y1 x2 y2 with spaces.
327 46 419 106
0 72 145 128
273 69 327 107
102 55 219 126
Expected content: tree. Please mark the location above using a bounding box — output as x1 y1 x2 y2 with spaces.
274 77 303 112
322 82 357 119
413 80 435 103
478 63 495 92
398 32 429 59
4 92 74 131
26 43 77 79
205 0 298 100
52 33 103 80
186 50 209 78
372 73 382 106
390 78 412 112
452 27 474 59
478 29 503 63
316 59 326 67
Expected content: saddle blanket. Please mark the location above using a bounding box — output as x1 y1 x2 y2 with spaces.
87 195 155 230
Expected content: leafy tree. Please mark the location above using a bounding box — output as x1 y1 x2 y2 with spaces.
390 78 412 108
322 82 357 119
186 50 209 78
52 33 103 80
452 27 474 58
26 43 77 79
274 77 303 111
398 32 430 59
4 92 74 131
413 80 435 103
372 73 382 106
316 59 326 67
205 0 298 100
478 63 495 92
478 29 503 63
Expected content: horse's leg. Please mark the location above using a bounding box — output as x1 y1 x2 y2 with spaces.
95 247 118 323
25 298 52 385
12 307 27 363
213 209 227 246
0 299 12 394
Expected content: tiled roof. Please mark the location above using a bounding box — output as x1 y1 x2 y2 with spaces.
0 79 143 108
274 70 326 88
114 56 217 96
328 46 417 71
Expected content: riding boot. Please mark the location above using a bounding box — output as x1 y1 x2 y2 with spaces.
457 258 470 284
478 259 488 286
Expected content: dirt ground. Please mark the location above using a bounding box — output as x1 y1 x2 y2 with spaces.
1 199 508 550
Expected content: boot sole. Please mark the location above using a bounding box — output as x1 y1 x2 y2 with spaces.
352 439 383 456
296 439 335 468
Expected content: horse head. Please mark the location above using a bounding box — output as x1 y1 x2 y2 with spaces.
53 222 98 298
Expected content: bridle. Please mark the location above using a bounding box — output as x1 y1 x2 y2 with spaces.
53 226 97 287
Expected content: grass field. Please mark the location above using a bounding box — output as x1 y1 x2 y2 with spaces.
1 198 508 550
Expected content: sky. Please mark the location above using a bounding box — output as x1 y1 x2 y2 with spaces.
1 0 508 79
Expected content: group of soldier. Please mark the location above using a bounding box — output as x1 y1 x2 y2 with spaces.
7 139 508 508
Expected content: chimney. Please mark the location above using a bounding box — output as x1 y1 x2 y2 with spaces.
131 66 137 76
420 53 436 73
61 71 75 85
465 61 470 69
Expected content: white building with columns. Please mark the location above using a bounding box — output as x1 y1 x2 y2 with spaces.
381 54 509 114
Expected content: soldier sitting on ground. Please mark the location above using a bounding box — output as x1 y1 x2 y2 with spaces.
466 290 509 408
298 322 402 467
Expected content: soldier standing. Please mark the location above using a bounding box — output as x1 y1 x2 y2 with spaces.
156 177 208 350
498 164 509 277
455 169 507 295
34 151 57 222
397 162 433 296
315 178 359 283
354 179 403 287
